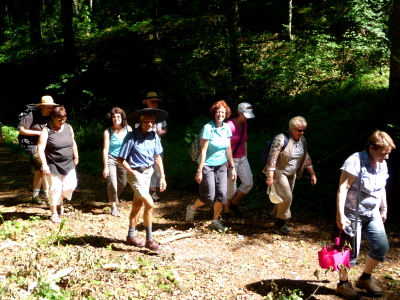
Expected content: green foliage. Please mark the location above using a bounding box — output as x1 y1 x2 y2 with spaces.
0 126 26 156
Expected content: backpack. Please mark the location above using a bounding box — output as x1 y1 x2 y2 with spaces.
17 104 41 148
189 129 202 161
260 132 290 163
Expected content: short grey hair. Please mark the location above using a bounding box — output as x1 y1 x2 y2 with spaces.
289 116 307 129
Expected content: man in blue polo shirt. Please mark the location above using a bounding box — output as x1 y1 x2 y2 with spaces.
117 108 168 251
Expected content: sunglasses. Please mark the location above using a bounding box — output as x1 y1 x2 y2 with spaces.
56 118 67 122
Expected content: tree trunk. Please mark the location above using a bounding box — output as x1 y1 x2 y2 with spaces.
225 0 243 98
288 0 293 41
389 0 400 106
28 0 42 43
60 0 76 73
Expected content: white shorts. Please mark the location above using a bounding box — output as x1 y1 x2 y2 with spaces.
47 169 77 206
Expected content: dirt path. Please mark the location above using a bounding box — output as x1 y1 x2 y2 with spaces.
0 146 399 299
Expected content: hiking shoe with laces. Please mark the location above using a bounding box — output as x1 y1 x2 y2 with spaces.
209 220 228 233
275 219 291 235
336 282 361 299
126 236 145 248
151 192 161 202
145 239 161 251
356 276 384 296
229 203 243 218
32 196 43 205
186 205 196 223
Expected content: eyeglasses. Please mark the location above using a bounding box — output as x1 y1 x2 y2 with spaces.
295 129 306 133
56 118 67 122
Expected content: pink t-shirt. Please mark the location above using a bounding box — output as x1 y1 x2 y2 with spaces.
226 120 248 158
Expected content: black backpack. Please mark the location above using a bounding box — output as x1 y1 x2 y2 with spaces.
260 132 290 163
17 104 40 148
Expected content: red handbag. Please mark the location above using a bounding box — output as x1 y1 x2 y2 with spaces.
318 233 350 271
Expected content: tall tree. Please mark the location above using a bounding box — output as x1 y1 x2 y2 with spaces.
390 0 400 106
28 0 42 43
60 0 76 72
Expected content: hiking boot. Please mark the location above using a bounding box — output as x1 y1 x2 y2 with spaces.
186 205 196 223
151 191 161 202
145 239 161 251
275 219 291 235
336 282 361 299
126 236 145 248
356 276 384 296
32 196 43 205
229 203 243 218
209 220 228 233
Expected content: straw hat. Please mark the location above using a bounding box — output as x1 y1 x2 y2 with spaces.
142 92 163 104
36 96 59 106
127 108 169 124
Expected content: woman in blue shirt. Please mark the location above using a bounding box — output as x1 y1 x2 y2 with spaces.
103 107 132 216
186 100 237 232
335 130 395 299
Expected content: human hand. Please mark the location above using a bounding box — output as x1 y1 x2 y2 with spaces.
231 169 237 181
266 177 273 187
380 207 387 222
159 177 167 192
41 164 50 175
74 157 79 166
310 174 317 186
103 167 109 178
336 215 351 231
195 172 202 184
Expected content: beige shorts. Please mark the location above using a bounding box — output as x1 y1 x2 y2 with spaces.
126 168 154 199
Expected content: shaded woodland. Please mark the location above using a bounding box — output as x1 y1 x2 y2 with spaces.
1 0 400 224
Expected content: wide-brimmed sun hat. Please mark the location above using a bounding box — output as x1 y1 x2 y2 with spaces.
142 92 163 104
36 96 59 106
238 102 255 119
127 108 169 124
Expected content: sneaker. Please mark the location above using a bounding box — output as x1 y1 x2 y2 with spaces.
50 215 62 223
229 203 243 218
209 220 228 233
186 205 196 223
275 219 291 235
356 276 384 296
151 191 160 202
111 206 119 216
145 239 161 251
32 196 43 205
336 282 361 300
126 236 145 247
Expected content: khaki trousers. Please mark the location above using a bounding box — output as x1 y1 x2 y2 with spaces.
271 174 296 219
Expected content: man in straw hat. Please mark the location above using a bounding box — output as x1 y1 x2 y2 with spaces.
141 92 167 202
118 108 168 251
19 95 59 204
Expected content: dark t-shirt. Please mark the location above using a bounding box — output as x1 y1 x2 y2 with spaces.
20 111 52 145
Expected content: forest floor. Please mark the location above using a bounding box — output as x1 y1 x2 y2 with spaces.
0 145 400 300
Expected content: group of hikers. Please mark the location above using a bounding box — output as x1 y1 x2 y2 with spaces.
16 93 395 299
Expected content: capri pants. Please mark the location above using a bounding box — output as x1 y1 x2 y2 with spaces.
227 156 253 200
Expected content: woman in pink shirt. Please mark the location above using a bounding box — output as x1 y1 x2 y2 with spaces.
223 102 255 219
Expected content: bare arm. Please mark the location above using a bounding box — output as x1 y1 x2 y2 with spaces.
225 139 237 181
154 154 167 192
70 127 79 166
156 126 167 137
336 170 356 230
117 157 134 175
380 189 387 222
19 126 42 136
195 138 209 184
37 128 49 175
103 129 110 178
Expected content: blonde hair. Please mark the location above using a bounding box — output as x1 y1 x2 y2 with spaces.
366 130 396 151
289 116 307 129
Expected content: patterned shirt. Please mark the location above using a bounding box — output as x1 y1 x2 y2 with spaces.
341 150 388 218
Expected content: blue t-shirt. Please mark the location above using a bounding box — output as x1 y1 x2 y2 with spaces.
200 120 232 166
109 127 128 157
118 127 163 169
341 150 389 218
